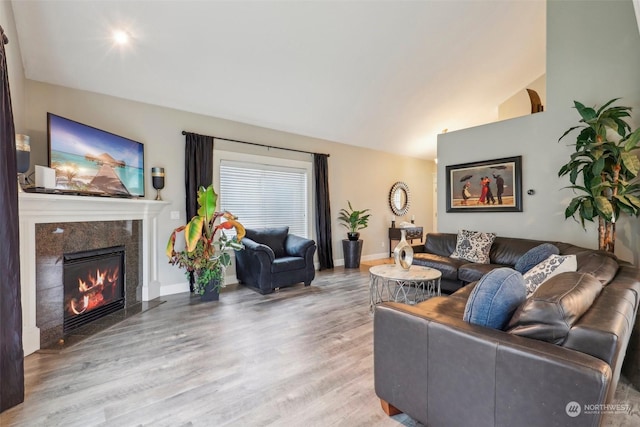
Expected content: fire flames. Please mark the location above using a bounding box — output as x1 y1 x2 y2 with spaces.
68 266 120 315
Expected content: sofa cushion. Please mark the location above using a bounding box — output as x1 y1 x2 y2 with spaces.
575 251 619 285
412 253 465 281
415 295 468 320
271 256 306 273
523 254 577 296
514 243 560 274
463 268 526 330
458 263 506 284
450 229 496 264
450 281 477 301
245 227 289 258
506 272 603 345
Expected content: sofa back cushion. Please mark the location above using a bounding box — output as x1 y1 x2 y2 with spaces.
575 251 619 285
489 237 549 266
245 227 289 258
506 272 602 344
562 278 637 366
424 233 458 257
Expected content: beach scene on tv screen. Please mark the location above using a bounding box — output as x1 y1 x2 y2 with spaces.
49 114 144 196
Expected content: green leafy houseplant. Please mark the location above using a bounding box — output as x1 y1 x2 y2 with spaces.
166 185 245 295
338 201 371 241
558 99 640 253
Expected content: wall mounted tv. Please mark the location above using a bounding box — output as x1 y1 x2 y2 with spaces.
47 113 144 197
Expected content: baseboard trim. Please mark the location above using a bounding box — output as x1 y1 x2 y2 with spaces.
334 252 389 267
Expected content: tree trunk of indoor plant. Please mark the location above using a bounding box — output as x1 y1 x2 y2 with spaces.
598 217 615 253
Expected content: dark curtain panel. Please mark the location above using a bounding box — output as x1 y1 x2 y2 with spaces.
313 154 334 269
184 132 214 290
184 132 214 219
0 27 24 412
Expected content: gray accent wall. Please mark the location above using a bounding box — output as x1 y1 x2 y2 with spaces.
437 0 640 264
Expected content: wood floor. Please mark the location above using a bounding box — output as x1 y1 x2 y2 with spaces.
2 266 639 427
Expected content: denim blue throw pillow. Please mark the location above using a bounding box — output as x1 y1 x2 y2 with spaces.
463 268 526 330
514 243 559 274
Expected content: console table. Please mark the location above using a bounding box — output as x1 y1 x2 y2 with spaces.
388 226 423 256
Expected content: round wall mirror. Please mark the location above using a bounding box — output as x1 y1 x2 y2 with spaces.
389 181 410 216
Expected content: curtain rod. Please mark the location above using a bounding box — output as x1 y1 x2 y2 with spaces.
181 131 330 158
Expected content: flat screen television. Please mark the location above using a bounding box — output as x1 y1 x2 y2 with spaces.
47 113 144 197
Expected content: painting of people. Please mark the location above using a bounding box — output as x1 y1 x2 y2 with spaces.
446 156 522 212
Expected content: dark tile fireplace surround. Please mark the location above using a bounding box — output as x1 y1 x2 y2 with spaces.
36 220 144 350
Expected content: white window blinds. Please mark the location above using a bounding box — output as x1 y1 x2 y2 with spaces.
219 160 309 238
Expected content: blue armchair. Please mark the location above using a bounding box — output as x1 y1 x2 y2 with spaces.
235 227 317 294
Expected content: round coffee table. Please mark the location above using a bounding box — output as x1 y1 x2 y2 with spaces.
369 264 442 311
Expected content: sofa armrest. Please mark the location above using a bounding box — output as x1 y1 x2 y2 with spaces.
285 234 315 258
374 302 611 427
234 238 276 294
411 244 427 253
242 238 275 262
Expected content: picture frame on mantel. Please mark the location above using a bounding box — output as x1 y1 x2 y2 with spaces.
446 156 522 213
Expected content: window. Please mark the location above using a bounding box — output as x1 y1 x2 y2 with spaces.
218 154 310 238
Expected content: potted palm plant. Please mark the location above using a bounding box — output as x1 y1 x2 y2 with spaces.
338 201 371 268
558 98 640 253
338 200 371 241
166 185 245 301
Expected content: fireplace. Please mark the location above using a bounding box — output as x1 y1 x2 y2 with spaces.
63 246 126 333
19 193 167 356
34 220 143 349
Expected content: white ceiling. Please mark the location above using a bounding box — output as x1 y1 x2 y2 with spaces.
10 0 546 159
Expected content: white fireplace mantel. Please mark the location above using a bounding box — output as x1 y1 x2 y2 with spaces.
18 192 169 356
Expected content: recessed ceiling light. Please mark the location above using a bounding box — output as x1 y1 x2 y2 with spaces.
112 30 130 45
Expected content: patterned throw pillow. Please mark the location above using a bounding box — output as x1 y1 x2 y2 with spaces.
450 229 496 264
523 254 577 296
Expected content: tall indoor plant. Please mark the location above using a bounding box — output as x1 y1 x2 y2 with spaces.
558 99 640 253
338 200 371 241
166 185 245 300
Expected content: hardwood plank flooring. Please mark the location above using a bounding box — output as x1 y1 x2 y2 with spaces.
1 266 639 426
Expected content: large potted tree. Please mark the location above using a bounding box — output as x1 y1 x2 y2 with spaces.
338 201 371 268
558 98 640 253
166 185 245 301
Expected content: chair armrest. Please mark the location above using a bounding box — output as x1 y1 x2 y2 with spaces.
242 238 275 262
285 234 315 258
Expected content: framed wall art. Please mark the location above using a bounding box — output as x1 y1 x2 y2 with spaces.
446 156 522 213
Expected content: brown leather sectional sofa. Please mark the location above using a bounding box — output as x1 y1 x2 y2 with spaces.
375 233 640 427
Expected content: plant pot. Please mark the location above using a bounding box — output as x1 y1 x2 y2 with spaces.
200 279 221 302
343 239 363 268
347 232 360 241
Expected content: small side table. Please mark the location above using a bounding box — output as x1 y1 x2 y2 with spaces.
369 264 441 312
